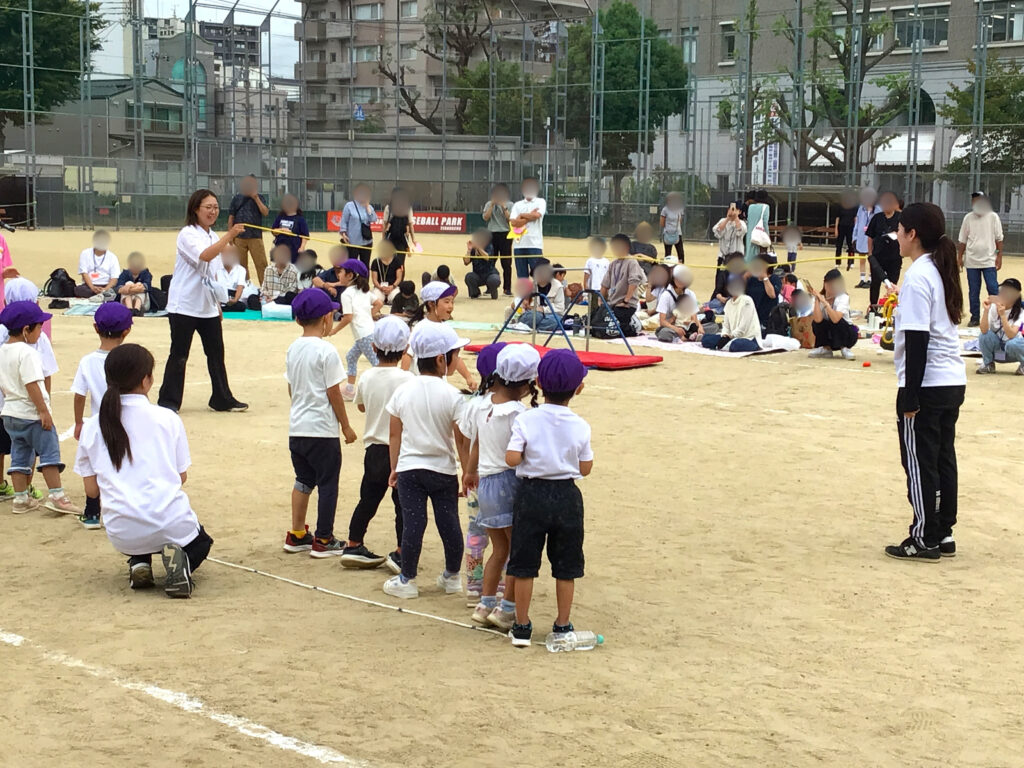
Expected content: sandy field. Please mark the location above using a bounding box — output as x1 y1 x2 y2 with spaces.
1 227 1024 768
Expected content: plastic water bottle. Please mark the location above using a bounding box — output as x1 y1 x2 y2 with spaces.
545 630 604 653
466 490 479 512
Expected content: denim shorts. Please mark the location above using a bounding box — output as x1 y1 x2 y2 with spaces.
476 469 520 529
3 416 63 475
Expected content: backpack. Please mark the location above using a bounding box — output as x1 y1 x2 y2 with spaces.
42 268 76 298
766 302 793 337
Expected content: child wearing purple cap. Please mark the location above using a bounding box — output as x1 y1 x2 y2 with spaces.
505 349 593 648
330 259 383 400
72 302 134 529
283 289 358 558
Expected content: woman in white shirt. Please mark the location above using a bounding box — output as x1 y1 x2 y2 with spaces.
884 202 966 562
157 189 248 414
807 269 858 360
700 274 761 352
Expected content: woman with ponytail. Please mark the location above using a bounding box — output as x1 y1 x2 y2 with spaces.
74 343 213 597
884 202 967 562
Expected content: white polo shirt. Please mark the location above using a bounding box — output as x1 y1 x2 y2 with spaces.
509 198 546 251
893 254 967 388
285 336 345 438
354 365 413 446
167 225 223 319
78 248 121 286
386 375 464 475
473 399 527 477
71 349 110 415
73 395 199 556
507 403 593 480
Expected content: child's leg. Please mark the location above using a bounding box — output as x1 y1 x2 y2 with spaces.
312 438 341 541
464 510 488 595
396 470 429 580
514 578 534 625
40 465 62 490
549 479 585 628
360 336 379 367
289 438 316 532
345 343 361 380
347 444 389 545
554 579 575 626
482 527 512 599
506 479 546 626
391 485 403 550
426 472 464 576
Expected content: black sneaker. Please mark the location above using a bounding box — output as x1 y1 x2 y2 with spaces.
209 400 249 413
283 527 314 553
161 543 195 598
939 537 956 557
510 621 533 648
552 621 574 634
384 550 402 575
129 561 155 590
967 318 980 328
341 544 387 569
884 537 940 562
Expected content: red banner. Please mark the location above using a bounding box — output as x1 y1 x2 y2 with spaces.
326 211 466 234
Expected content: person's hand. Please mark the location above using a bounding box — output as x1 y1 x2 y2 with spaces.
383 284 396 295
464 377 478 391
228 223 247 239
2 266 18 279
463 471 479 493
339 232 350 244
903 409 920 418
676 327 687 338
996 253 1003 270
342 425 357 444
983 296 992 309
40 412 53 431
957 257 964 271
326 286 337 298
74 421 83 441
388 470 398 488
91 284 104 295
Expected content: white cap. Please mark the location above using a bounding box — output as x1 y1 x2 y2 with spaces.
671 265 693 286
421 281 457 303
372 315 410 353
409 321 470 360
4 277 39 305
495 344 541 383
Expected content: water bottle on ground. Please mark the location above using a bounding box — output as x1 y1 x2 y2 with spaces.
545 630 604 653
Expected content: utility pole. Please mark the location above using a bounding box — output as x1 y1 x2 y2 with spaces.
970 7 990 195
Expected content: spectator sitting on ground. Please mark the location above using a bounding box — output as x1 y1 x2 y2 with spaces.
296 249 321 291
807 268 858 361
390 280 419 319
700 274 762 352
114 251 154 317
313 245 349 299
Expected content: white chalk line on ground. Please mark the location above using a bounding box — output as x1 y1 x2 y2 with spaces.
0 628 365 766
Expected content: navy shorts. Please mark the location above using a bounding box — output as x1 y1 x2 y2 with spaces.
507 478 584 580
3 416 62 475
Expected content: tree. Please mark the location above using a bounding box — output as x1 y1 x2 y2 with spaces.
0 0 106 150
451 59 546 137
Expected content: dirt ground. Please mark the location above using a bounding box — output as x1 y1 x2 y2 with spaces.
1 227 1023 768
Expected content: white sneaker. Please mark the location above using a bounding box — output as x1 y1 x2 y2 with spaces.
436 572 462 594
383 575 418 599
486 606 517 631
470 603 492 625
840 347 856 360
808 347 834 358
465 589 480 608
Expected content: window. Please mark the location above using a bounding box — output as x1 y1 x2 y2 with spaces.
329 11 336 19
717 99 733 129
982 1 1024 43
353 45 380 62
400 43 416 60
894 5 949 48
353 3 383 20
351 87 379 103
659 28 673 40
720 22 736 62
330 93 337 102
832 11 886 54
330 52 337 62
400 1 418 18
682 26 697 64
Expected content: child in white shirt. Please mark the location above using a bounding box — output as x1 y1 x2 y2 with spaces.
331 259 383 400
215 244 256 312
583 237 610 295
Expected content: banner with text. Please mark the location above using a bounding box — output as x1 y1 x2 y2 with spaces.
327 211 467 234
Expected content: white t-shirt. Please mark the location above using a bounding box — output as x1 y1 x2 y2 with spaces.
473 399 527 477
214 263 255 301
167 226 224 319
507 403 593 480
831 292 852 322
71 349 109 415
354 365 414 446
894 254 967 388
341 287 375 340
386 375 464 475
285 337 345 438
661 206 684 237
509 198 546 251
958 212 1004 269
584 257 610 291
656 287 697 318
456 393 491 443
74 395 199 556
78 248 121 286
0 342 49 420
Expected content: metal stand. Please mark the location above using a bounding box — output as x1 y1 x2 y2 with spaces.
549 289 636 356
491 291 575 351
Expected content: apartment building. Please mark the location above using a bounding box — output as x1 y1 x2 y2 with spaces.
200 20 263 70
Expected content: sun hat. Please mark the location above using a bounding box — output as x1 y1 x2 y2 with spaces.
94 302 133 333
409 321 470 359
372 315 411 353
291 288 339 321
475 342 507 378
421 281 457 303
0 300 51 331
496 344 541 383
537 348 587 392
340 258 369 278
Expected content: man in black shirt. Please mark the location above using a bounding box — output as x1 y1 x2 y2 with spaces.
834 190 858 267
227 174 270 284
865 190 903 308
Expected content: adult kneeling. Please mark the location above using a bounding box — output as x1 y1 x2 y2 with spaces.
157 189 248 413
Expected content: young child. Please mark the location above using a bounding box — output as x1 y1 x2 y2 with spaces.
331 259 382 400
272 193 310 262
463 229 500 300
700 275 762 352
466 344 541 631
72 302 133 529
313 245 349 300
383 321 471 599
601 233 646 336
505 349 593 647
583 237 610 297
296 249 321 291
252 244 299 308
282 289 358 558
517 260 565 332
782 224 802 269
114 251 153 316
660 191 685 264
404 281 476 389
370 239 405 306
342 316 413 570
74 343 212 597
506 278 533 324
808 269 858 360
215 244 257 312
390 280 419 318
0 301 80 515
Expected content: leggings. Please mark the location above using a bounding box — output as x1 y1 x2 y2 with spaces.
663 240 684 262
347 443 402 546
396 469 463 580
869 253 902 307
346 335 379 377
465 497 488 595
834 227 855 266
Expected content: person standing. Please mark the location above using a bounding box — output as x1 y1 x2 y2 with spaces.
743 189 771 263
852 187 881 288
158 189 248 414
482 183 512 295
227 174 269 285
865 191 903 309
509 177 546 279
833 189 858 268
660 191 685 264
340 182 379 267
957 191 1004 327
885 202 966 562
382 187 416 261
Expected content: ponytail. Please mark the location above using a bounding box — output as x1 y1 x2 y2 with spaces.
900 203 963 325
99 344 155 471
408 300 433 326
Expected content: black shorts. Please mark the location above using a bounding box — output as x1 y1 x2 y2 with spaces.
0 420 10 456
507 478 584 580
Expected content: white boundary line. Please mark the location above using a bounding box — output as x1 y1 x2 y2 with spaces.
0 628 365 766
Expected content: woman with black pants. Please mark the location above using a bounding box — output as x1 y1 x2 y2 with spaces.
885 202 966 562
866 190 903 308
158 189 248 414
482 184 513 295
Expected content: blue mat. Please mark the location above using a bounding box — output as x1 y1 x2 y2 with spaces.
222 308 293 322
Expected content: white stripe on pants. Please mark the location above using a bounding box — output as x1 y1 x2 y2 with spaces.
902 414 927 547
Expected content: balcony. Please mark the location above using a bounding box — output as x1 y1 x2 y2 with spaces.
295 61 327 81
294 20 353 42
326 62 354 80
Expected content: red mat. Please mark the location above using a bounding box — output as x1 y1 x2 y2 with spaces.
465 343 662 370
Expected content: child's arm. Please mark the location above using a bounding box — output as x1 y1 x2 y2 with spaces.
25 380 52 431
326 383 357 444
579 459 594 477
451 352 477 390
331 315 352 335
505 449 523 467
388 415 403 487
44 376 51 395
74 393 86 440
464 438 480 492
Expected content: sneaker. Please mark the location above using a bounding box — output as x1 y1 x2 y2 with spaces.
11 496 38 514
939 536 956 558
384 550 402 575
471 603 493 625
44 494 82 516
209 401 249 413
79 513 102 530
840 347 856 361
341 383 356 402
855 279 870 289
552 621 575 634
129 561 155 590
466 589 481 608
340 544 387 569
0 481 14 501
808 347 834 359
310 537 346 558
383 574 418 599
486 607 516 631
283 526 314 553
967 318 980 328
436 571 462 594
509 621 533 648
884 537 940 563
161 542 195 598
29 485 44 501
976 362 996 375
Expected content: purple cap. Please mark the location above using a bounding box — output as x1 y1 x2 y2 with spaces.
340 258 369 278
0 300 51 332
537 348 588 392
94 302 133 333
475 342 507 378
292 288 339 321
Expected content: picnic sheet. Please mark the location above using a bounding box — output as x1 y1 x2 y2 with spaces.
605 335 789 358
61 302 168 319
